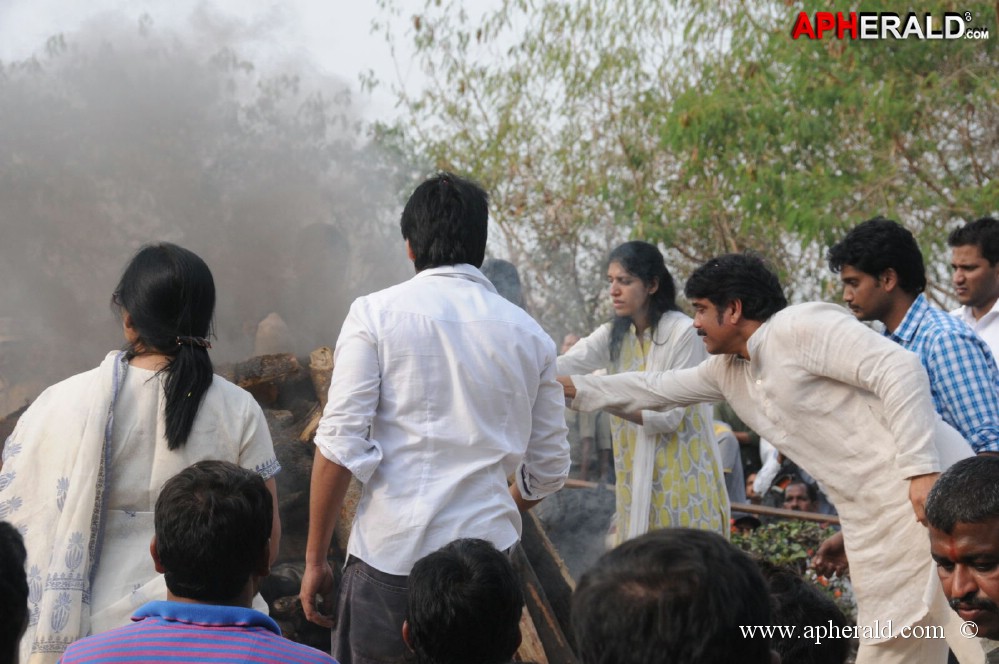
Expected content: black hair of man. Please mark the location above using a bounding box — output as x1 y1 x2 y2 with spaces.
948 217 999 265
404 538 523 664
571 528 774 664
400 172 489 271
925 455 999 534
0 521 28 664
758 561 850 664
827 216 927 295
683 253 787 323
154 460 272 603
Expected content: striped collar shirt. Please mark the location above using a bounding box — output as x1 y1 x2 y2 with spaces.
58 601 337 663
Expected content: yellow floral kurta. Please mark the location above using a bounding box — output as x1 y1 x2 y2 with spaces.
610 329 726 539
558 311 728 545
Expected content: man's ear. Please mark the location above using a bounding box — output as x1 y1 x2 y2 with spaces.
879 268 899 292
150 536 166 574
254 539 271 579
406 239 415 262
727 298 744 324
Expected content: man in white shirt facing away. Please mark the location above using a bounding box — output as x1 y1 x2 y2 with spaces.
559 253 978 664
949 217 999 356
299 171 570 664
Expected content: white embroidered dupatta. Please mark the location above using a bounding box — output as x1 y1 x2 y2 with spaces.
0 352 126 664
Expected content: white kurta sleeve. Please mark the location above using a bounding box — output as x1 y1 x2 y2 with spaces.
238 399 281 480
573 357 726 414
640 316 707 435
556 323 612 375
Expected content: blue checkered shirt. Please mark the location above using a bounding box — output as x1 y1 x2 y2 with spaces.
886 294 999 453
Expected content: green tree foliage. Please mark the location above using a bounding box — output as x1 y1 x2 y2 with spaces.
376 0 998 335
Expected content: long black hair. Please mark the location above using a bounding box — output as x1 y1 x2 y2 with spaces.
607 241 679 363
112 243 216 450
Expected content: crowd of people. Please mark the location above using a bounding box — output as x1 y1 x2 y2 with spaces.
1 168 999 664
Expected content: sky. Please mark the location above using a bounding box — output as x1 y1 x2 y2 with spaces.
0 0 427 120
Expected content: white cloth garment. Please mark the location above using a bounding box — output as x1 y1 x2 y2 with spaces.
1 352 279 664
752 438 780 496
570 303 975 661
315 264 570 575
952 302 999 360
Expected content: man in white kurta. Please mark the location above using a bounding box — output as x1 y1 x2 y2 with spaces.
561 254 978 664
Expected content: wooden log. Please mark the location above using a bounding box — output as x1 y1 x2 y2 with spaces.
298 405 322 443
309 347 334 409
562 478 841 525
515 605 548 663
511 543 578 664
333 477 363 554
216 353 304 406
520 510 576 642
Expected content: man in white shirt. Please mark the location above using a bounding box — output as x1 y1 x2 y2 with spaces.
949 217 999 356
559 253 977 664
300 172 570 664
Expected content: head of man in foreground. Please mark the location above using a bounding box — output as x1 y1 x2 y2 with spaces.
571 528 778 664
404 538 523 664
153 460 273 604
926 455 999 639
400 171 488 272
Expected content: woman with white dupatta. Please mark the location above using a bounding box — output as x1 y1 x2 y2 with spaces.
558 241 728 546
0 243 281 664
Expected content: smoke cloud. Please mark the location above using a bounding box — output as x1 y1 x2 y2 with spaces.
0 10 416 415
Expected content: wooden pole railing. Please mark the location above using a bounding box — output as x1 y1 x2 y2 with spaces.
562 478 841 526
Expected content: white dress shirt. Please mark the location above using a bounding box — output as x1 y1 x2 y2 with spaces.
315 264 570 575
571 303 974 646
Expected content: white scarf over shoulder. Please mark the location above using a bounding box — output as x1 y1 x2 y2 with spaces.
1 352 127 664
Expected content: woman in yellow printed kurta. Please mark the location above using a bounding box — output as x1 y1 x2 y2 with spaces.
558 241 728 545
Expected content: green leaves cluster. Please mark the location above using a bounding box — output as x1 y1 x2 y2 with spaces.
378 0 998 334
732 519 856 621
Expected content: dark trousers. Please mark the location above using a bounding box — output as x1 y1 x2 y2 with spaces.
331 557 409 664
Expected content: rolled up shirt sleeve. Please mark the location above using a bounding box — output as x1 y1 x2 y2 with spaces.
314 299 384 483
516 350 571 501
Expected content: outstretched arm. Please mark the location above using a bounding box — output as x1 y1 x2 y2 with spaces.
563 361 724 414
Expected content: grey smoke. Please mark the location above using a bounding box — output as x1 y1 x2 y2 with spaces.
0 11 416 415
